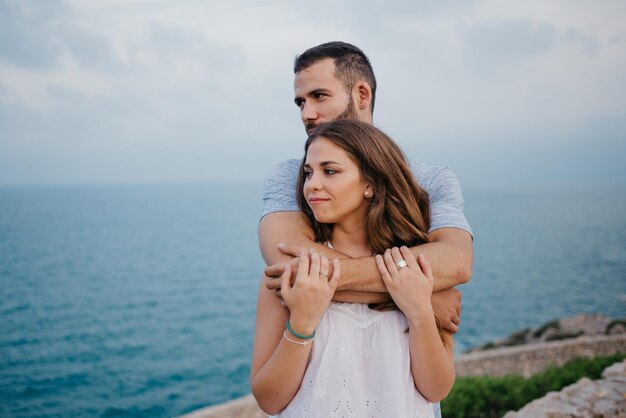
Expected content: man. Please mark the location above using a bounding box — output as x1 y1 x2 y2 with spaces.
256 42 472 415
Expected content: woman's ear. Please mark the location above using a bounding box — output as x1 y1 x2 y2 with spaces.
364 185 374 199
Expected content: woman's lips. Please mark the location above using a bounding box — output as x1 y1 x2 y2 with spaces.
308 197 330 205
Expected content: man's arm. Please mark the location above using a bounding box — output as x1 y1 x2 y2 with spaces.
259 211 390 303
260 212 472 296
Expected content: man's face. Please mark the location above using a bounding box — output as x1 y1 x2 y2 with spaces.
294 58 359 134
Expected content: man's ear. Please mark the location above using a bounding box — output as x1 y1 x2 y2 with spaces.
355 81 372 111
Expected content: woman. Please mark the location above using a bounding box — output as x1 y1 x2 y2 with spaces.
250 120 455 417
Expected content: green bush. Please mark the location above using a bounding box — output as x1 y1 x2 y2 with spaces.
441 353 624 418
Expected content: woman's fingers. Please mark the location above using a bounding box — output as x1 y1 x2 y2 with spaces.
383 248 399 276
400 246 420 271
309 249 321 277
390 247 404 268
376 253 393 283
320 255 330 280
417 254 433 280
329 259 340 289
280 263 292 299
297 249 309 280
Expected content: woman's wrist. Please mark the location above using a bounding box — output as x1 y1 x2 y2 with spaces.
405 304 435 328
288 315 318 337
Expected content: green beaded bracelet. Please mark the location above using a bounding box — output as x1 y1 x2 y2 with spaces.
286 320 315 339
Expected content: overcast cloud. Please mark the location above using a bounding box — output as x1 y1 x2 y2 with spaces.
1 0 625 187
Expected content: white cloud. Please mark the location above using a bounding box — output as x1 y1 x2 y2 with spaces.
0 0 624 185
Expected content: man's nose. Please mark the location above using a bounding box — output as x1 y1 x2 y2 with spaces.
301 102 318 122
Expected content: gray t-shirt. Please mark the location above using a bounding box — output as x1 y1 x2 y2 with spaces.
261 158 472 236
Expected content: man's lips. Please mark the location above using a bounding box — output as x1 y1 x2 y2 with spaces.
305 122 320 134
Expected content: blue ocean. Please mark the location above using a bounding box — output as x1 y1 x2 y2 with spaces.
1 183 625 417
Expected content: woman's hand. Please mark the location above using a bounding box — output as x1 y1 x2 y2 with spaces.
375 246 434 321
281 249 340 335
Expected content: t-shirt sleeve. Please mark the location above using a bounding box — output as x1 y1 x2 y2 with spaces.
261 159 301 219
419 165 473 236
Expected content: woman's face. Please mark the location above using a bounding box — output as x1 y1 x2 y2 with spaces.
303 137 370 228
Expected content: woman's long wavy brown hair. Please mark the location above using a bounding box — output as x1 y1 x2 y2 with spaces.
296 119 449 345
296 120 430 253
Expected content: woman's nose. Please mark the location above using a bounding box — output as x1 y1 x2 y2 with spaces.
307 172 323 190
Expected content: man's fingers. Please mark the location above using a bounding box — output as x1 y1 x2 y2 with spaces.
452 315 461 326
278 243 305 257
264 263 285 278
265 277 281 291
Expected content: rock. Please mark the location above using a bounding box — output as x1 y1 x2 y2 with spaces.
178 394 267 418
503 360 626 418
468 314 625 353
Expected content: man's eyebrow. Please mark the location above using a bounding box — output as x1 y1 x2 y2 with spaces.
295 88 330 102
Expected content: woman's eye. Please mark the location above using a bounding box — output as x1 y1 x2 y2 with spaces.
324 168 336 175
303 171 312 178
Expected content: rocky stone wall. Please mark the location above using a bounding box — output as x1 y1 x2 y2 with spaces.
503 360 626 417
179 394 266 418
456 334 626 378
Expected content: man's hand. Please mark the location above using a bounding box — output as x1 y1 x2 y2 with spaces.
265 244 303 298
431 287 462 334
264 243 303 278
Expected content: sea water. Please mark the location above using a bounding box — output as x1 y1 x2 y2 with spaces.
0 183 624 417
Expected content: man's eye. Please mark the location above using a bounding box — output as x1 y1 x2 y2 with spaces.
314 93 326 99
295 99 304 108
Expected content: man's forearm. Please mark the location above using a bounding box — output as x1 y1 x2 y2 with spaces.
259 212 347 264
260 213 472 299
259 212 387 303
336 230 472 293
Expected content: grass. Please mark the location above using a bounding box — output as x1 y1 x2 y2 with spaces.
440 353 625 418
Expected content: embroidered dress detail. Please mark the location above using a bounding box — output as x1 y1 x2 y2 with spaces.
274 302 435 417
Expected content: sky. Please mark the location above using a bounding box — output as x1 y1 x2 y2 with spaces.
1 0 625 187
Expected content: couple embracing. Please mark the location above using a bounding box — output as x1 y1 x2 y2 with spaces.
250 42 473 417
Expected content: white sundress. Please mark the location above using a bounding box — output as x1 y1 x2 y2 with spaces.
275 302 435 418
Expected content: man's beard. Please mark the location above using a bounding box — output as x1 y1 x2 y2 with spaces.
305 95 358 134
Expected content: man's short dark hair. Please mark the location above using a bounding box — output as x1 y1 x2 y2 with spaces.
294 41 377 113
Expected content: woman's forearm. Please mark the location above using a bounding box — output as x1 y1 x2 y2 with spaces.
406 311 455 403
251 333 312 415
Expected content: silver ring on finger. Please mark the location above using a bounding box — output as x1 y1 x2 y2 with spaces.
396 259 408 269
